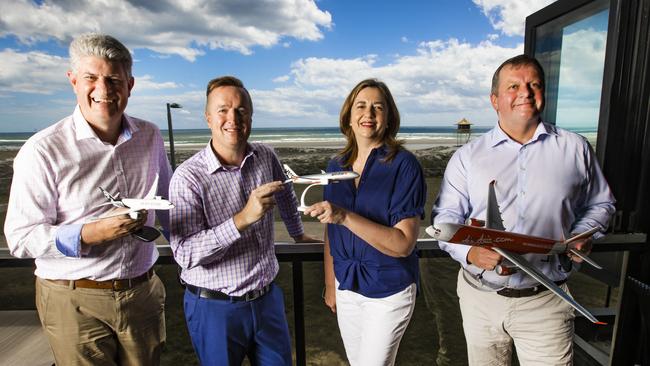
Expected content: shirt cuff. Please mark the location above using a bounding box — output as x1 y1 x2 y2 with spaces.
55 224 83 257
439 241 472 267
219 218 242 243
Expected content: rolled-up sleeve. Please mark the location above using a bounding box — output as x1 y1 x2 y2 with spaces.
388 155 427 226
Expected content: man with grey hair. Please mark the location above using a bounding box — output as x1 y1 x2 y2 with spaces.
5 33 171 365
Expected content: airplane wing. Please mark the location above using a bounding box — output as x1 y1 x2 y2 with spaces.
486 180 506 231
93 207 141 220
492 247 605 324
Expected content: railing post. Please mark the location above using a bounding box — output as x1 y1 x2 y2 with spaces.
292 259 306 366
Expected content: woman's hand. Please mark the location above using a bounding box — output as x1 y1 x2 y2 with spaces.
304 201 348 225
323 284 337 313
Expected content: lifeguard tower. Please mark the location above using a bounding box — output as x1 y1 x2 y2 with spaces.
455 118 472 145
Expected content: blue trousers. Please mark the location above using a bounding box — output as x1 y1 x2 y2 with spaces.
183 283 292 366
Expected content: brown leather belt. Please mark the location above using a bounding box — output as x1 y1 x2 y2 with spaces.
496 279 567 298
45 269 154 291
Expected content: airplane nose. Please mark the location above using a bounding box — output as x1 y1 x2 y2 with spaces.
425 223 458 241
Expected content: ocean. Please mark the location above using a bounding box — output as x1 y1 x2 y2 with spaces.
0 126 597 150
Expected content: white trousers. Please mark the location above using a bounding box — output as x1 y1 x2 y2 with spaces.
457 269 575 366
335 282 417 366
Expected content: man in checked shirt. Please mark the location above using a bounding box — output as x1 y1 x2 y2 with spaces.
169 75 318 366
4 33 171 365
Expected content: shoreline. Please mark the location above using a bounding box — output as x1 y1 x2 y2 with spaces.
171 136 463 151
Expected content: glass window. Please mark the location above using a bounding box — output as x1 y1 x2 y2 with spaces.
533 0 609 147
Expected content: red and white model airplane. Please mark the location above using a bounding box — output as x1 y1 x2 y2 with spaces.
426 180 606 324
283 164 358 211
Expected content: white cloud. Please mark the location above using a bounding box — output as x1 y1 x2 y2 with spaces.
0 0 333 61
555 28 608 127
473 0 556 36
111 37 524 130
0 49 69 94
273 75 290 83
247 38 523 127
132 75 180 92
401 36 409 43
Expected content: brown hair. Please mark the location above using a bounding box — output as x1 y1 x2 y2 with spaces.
205 75 253 113
491 54 545 96
337 79 403 167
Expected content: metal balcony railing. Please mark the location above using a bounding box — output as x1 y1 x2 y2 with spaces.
0 234 647 366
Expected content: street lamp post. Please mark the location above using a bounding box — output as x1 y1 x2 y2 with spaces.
166 102 182 170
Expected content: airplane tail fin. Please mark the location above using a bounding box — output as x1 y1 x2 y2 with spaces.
283 164 298 179
99 187 116 201
144 174 160 199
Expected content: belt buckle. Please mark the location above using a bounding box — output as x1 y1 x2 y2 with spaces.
244 289 260 302
112 278 132 291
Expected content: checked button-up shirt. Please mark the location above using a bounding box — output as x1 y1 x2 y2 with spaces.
169 142 304 296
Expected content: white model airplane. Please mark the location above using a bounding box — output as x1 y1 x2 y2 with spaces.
283 164 358 211
98 186 175 219
94 182 174 242
426 180 606 325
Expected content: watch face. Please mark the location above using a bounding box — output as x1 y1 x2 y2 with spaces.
132 226 161 242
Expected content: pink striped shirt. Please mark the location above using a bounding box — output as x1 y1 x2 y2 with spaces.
4 106 172 280
169 142 303 295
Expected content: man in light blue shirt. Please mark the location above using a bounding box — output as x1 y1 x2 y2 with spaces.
432 54 615 365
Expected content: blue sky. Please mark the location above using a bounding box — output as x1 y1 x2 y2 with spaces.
0 0 559 132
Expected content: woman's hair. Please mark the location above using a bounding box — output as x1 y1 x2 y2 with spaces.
337 79 403 167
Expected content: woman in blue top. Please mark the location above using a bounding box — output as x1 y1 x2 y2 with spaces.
304 79 426 365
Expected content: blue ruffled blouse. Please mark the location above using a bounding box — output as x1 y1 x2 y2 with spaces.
324 146 426 298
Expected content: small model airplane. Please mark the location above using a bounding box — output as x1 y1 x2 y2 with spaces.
98 187 175 219
426 180 606 325
95 182 174 242
283 164 359 211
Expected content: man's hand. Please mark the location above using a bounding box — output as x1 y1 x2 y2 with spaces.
568 237 593 263
292 233 323 243
323 284 336 313
303 201 348 225
81 210 148 245
234 181 284 232
467 246 503 270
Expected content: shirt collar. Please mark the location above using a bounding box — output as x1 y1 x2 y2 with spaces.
489 120 556 147
72 105 137 144
203 140 256 174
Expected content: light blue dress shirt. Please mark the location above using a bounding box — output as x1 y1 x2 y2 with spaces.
432 122 615 289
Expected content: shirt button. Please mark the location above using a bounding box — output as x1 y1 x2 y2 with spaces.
520 166 526 171
117 170 123 176
520 191 525 196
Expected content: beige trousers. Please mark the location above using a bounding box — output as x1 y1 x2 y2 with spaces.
35 273 166 366
456 269 574 366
